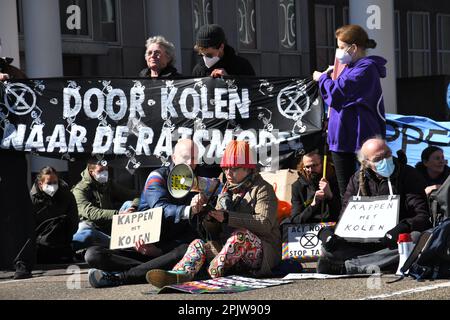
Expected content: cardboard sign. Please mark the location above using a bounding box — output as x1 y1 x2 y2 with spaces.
110 207 163 249
260 169 299 204
331 57 346 80
282 222 336 261
335 195 400 242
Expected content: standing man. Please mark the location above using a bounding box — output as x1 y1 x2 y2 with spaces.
192 24 255 78
0 39 34 279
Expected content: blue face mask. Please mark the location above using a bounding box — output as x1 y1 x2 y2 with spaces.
374 156 395 178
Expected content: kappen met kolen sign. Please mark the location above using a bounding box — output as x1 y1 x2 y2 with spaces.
334 195 400 242
110 207 162 249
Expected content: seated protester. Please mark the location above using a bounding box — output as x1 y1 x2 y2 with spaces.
290 150 341 223
30 167 78 263
139 35 181 79
192 24 255 78
317 138 431 275
71 160 140 251
415 146 450 196
86 139 208 288
146 140 281 288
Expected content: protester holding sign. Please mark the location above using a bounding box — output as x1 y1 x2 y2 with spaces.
139 35 181 79
415 146 450 196
146 140 281 288
317 138 431 275
290 150 341 223
313 24 387 199
86 139 205 288
71 159 140 251
192 24 255 78
30 166 78 263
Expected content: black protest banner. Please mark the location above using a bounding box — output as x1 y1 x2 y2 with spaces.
0 77 323 169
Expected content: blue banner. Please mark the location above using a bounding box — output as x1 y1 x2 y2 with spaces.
386 113 450 167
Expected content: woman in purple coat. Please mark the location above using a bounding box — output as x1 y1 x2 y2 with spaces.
313 24 387 199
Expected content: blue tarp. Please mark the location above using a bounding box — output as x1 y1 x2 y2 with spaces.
386 113 450 167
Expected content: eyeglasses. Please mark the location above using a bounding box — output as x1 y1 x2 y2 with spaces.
367 151 392 163
146 50 163 58
222 167 242 174
304 163 320 170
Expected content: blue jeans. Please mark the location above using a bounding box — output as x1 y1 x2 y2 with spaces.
71 201 133 251
72 221 111 251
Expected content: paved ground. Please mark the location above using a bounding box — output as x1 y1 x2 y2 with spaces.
1 263 449 301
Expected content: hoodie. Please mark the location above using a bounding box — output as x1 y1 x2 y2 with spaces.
319 56 387 153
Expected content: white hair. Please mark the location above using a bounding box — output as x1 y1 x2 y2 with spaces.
145 35 176 65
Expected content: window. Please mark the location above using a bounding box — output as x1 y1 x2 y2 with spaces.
395 11 401 77
407 12 431 77
315 5 335 70
343 6 349 26
237 0 257 50
99 0 118 42
437 14 450 75
193 0 213 36
279 0 297 50
59 0 90 37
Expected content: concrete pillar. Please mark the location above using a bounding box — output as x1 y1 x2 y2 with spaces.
349 0 397 114
22 0 63 77
0 0 21 68
22 0 67 173
145 0 182 72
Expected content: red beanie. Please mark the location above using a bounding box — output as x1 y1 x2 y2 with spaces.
220 140 257 169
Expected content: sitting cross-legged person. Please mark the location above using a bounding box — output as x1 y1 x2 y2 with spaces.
146 140 281 288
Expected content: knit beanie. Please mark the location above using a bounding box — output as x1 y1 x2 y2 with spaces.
220 140 257 169
196 24 226 48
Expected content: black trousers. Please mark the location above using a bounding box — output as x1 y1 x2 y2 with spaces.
331 151 358 199
0 152 35 270
85 243 189 284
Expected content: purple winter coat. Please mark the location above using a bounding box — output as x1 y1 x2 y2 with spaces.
319 56 387 153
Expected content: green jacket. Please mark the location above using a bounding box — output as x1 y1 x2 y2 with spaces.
71 167 140 232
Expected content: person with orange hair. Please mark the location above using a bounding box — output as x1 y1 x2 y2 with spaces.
146 140 281 287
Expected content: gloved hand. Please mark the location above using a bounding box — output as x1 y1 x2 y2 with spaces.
382 221 411 249
318 227 345 253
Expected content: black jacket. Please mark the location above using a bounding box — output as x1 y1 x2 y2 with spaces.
342 159 431 232
139 65 181 78
30 179 79 236
290 175 341 223
415 162 450 187
192 45 255 77
0 57 27 79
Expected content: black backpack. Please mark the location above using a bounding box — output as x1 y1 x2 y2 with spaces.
400 218 450 280
428 175 450 227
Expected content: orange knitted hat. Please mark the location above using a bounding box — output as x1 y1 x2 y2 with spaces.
220 140 257 168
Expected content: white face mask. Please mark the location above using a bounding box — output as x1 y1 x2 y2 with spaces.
43 183 58 197
335 46 354 65
203 55 220 69
94 171 109 184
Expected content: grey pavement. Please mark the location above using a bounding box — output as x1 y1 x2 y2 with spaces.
1 263 449 301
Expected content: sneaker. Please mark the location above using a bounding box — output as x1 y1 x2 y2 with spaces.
317 256 346 275
88 269 123 288
146 269 193 288
14 261 32 280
